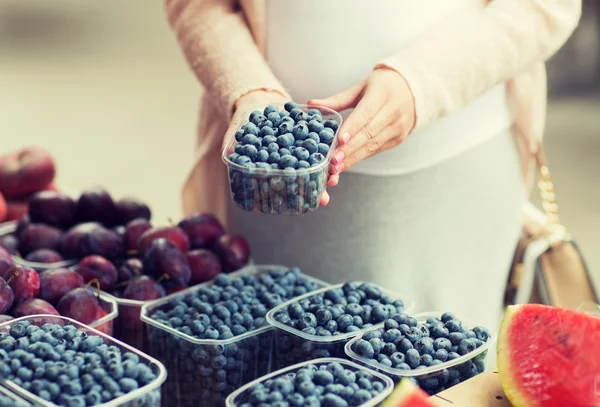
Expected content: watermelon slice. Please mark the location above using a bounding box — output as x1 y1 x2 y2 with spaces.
382 379 439 407
497 304 600 407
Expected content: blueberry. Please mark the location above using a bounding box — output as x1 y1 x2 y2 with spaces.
256 149 269 162
297 380 315 397
297 160 310 169
279 148 291 157
319 129 335 145
318 143 330 156
242 123 260 137
441 312 456 323
435 349 449 362
234 143 244 155
368 338 384 354
322 393 348 407
324 119 339 131
415 337 435 356
381 342 397 356
382 329 402 344
324 320 338 334
431 324 450 339
372 306 390 322
307 120 325 134
458 338 478 355
235 155 253 166
313 370 334 385
267 151 281 164
279 122 295 134
351 389 372 404
390 352 405 367
263 135 277 146
297 313 317 329
293 147 310 162
405 349 421 369
277 134 294 149
260 126 275 137
336 315 353 332
446 320 464 333
302 139 319 154
448 332 465 346
472 326 490 342
405 327 422 343
242 144 258 160
315 309 333 326
293 123 309 141
308 153 325 166
267 112 281 127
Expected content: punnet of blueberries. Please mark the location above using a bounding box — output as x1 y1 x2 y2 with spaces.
228 359 393 407
0 319 162 407
142 266 327 407
267 282 408 370
223 102 342 215
348 312 491 395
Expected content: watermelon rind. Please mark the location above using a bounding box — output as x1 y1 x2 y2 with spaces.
382 378 438 407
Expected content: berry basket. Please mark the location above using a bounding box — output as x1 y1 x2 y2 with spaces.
140 265 330 407
344 312 496 396
0 384 33 406
226 357 394 407
0 221 78 272
0 315 167 407
222 103 343 215
266 282 415 371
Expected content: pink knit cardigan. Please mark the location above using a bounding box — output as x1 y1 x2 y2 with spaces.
166 0 581 222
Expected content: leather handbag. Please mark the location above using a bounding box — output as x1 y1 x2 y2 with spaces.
504 147 599 310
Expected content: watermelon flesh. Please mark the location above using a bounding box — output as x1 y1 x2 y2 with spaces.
497 304 600 407
382 379 439 407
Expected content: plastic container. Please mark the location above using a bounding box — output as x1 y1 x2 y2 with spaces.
222 103 343 215
87 291 120 337
140 265 330 407
345 312 496 395
0 385 33 406
266 282 415 370
226 357 394 407
0 315 167 407
0 221 78 272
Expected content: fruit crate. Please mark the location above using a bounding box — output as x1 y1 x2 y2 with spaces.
222 103 343 215
266 282 416 371
225 357 394 407
344 312 496 396
0 221 78 272
0 384 33 406
0 315 167 407
140 265 330 407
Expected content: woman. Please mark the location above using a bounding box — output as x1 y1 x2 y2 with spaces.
167 0 581 334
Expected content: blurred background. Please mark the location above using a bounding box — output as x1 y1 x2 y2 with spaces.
0 1 598 279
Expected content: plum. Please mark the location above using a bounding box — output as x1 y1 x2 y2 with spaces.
12 298 59 318
0 254 14 280
19 223 62 255
15 214 31 237
86 227 124 259
28 191 77 228
24 248 64 263
116 197 151 224
77 186 119 226
0 234 18 255
143 238 191 285
138 226 190 255
118 258 144 283
0 147 56 199
123 275 165 301
187 249 222 285
213 234 251 272
0 192 5 222
60 222 102 258
163 280 187 295
39 268 84 305
178 213 225 249
124 219 152 253
0 315 13 324
77 255 118 290
57 287 101 326
0 278 14 314
7 266 40 303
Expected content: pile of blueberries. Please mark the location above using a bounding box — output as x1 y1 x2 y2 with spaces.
0 320 160 407
234 360 390 407
226 102 340 214
270 282 406 369
145 268 325 407
351 312 490 395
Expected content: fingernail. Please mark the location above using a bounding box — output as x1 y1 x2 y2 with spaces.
333 162 345 174
341 132 350 144
332 151 345 165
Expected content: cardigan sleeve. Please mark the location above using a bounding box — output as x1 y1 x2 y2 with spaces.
376 0 581 131
165 0 287 119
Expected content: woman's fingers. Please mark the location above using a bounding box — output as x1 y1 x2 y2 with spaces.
339 127 402 172
307 80 365 111
319 190 330 206
328 173 340 187
331 102 390 166
335 88 384 150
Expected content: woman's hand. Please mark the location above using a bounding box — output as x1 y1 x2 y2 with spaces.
308 68 416 188
224 90 289 150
